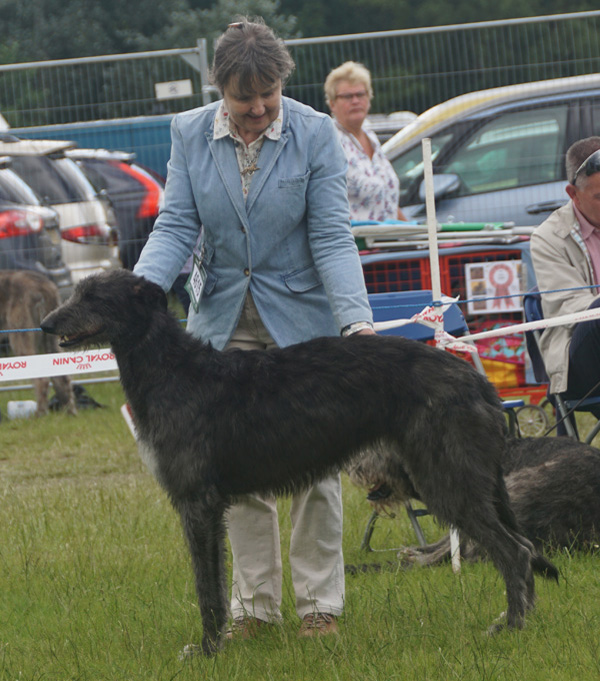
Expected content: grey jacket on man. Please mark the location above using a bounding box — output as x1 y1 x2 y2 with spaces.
530 201 599 393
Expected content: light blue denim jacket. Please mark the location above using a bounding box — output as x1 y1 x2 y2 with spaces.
134 96 373 349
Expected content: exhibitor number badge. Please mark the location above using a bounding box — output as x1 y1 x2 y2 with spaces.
185 252 207 313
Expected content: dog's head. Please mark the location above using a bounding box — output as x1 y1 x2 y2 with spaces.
41 269 168 350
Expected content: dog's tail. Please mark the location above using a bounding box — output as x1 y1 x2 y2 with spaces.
531 553 559 582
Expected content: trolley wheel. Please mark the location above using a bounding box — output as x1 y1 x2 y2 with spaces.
516 404 550 437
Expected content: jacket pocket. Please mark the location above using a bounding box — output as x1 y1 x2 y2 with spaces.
203 270 218 296
283 264 322 293
278 171 311 189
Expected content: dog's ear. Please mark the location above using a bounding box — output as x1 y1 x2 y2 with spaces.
133 277 168 311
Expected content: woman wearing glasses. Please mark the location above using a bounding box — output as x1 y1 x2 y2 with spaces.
325 61 407 221
531 136 600 423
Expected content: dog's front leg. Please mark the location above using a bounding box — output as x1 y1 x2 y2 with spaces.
178 498 229 655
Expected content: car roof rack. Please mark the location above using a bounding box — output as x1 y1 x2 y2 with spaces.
0 136 77 156
66 148 136 162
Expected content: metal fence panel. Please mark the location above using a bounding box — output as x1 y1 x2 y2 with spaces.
2 12 600 131
0 45 212 128
284 11 600 114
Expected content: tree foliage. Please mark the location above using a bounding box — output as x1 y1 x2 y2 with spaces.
0 0 597 64
0 0 297 63
278 0 597 37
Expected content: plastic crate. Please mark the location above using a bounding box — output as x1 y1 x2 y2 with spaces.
362 256 431 293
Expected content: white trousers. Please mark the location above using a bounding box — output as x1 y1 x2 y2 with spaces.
226 294 345 621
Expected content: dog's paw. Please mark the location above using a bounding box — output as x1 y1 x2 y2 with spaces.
485 611 507 636
179 643 203 661
179 641 220 659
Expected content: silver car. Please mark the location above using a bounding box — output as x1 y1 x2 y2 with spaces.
0 157 73 299
0 136 119 283
383 73 600 226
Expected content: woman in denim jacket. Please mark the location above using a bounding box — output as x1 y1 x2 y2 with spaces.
134 18 374 639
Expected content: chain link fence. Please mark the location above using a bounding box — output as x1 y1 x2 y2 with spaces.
2 10 600 132
286 11 600 114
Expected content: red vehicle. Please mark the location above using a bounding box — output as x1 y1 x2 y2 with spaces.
67 149 164 271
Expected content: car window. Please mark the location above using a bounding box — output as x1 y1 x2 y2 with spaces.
78 159 142 195
391 132 455 204
52 157 98 200
0 168 41 204
443 105 568 195
9 155 89 204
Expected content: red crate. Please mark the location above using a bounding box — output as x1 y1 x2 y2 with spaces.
362 256 431 293
362 248 524 328
362 249 523 296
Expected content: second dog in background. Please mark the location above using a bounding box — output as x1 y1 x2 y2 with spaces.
348 436 600 564
0 270 76 416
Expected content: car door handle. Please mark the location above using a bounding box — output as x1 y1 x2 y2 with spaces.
526 200 566 214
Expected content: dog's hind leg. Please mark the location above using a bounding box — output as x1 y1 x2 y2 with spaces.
423 456 535 629
177 497 229 655
458 509 535 631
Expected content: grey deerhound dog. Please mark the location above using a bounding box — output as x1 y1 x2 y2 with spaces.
0 270 75 415
41 269 557 654
349 436 600 564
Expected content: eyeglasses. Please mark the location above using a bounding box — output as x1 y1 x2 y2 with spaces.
572 149 600 185
335 91 369 102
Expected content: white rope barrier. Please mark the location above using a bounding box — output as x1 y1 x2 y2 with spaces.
459 306 600 342
4 305 600 384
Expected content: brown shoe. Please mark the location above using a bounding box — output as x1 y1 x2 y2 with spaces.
298 612 339 637
225 616 270 640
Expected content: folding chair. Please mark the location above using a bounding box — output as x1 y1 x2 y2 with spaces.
360 291 523 551
523 288 600 444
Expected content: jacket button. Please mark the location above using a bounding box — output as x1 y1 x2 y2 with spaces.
244 268 250 276
240 225 246 233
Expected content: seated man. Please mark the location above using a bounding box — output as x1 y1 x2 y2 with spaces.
531 136 600 420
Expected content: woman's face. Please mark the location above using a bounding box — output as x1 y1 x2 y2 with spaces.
329 79 371 131
223 77 282 143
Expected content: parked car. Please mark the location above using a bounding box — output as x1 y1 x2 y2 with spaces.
364 111 418 142
0 157 73 299
383 73 600 226
0 135 119 283
66 148 164 270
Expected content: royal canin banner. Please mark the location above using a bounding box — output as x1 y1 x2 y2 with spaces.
0 349 117 383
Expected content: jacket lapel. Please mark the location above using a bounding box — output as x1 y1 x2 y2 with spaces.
245 133 289 215
204 98 291 221
205 131 249 226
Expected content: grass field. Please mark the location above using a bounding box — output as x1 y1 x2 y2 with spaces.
1 381 600 681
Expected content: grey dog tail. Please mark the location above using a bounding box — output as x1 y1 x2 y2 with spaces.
532 554 559 582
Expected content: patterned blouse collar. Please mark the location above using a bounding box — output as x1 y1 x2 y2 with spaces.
214 99 283 143
332 117 380 151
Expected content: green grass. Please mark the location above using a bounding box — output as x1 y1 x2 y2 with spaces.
1 383 600 680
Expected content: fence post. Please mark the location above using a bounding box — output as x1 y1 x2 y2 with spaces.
197 38 214 106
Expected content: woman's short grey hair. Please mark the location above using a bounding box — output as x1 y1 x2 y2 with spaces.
210 17 295 95
324 61 373 108
566 136 600 185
